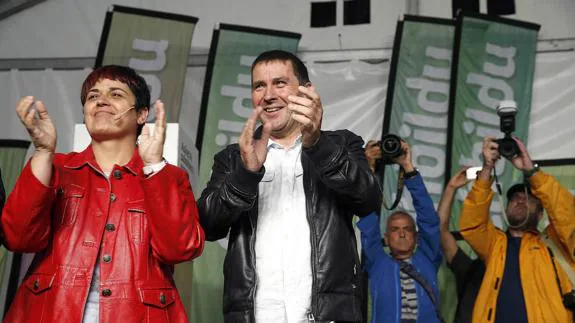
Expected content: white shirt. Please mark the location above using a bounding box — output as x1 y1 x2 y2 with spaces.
82 261 100 322
255 137 312 323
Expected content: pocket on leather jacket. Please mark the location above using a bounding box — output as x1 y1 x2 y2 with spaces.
55 184 85 226
139 287 176 308
138 287 176 321
127 200 147 244
25 272 56 294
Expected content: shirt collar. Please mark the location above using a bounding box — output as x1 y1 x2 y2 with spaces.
268 135 303 150
63 144 144 176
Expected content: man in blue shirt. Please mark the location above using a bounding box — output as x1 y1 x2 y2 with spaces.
358 140 442 323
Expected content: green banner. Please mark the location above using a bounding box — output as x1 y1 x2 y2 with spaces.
532 160 575 231
193 24 300 323
382 16 457 322
95 5 197 122
447 13 540 228
0 140 31 318
540 161 575 194
382 15 455 218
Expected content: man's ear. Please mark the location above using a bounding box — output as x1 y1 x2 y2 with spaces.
137 107 149 125
304 81 312 88
383 232 389 247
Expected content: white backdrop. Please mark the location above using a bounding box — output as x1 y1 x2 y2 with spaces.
1 0 575 59
1 50 574 162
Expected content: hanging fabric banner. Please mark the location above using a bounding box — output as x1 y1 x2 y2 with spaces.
194 23 300 323
381 15 455 216
95 5 197 122
381 15 456 322
446 13 540 228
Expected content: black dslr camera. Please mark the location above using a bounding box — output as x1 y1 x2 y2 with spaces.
373 134 404 174
378 134 404 165
496 100 520 159
373 134 406 210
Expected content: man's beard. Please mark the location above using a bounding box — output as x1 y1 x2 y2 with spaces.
507 210 539 230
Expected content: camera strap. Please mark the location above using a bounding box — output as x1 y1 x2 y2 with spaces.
382 167 405 210
397 260 445 323
543 235 575 288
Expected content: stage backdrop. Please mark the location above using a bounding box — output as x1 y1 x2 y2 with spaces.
446 13 540 229
95 5 197 123
381 14 455 221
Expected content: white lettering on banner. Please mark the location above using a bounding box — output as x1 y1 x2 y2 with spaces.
401 46 451 208
128 39 169 121
129 39 168 71
215 55 256 148
457 43 517 218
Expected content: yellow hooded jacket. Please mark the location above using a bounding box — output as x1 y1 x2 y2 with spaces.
460 171 575 323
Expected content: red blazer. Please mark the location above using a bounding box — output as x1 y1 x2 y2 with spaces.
1 146 204 322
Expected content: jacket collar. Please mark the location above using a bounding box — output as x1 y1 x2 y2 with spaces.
63 145 144 176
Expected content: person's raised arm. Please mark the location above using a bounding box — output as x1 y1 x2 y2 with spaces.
459 137 499 259
395 141 442 266
291 85 381 216
438 167 471 264
198 107 271 241
139 101 205 263
2 97 57 252
18 97 56 185
511 137 575 260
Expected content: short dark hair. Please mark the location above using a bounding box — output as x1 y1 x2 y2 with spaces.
251 50 310 85
81 65 150 135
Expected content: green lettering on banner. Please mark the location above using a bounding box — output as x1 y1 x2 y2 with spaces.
193 24 300 323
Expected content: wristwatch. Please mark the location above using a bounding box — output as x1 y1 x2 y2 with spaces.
143 160 167 176
403 168 419 179
523 163 540 178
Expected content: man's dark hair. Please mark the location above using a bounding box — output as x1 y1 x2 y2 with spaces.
251 50 310 85
81 65 150 135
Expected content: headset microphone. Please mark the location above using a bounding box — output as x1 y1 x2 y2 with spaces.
113 107 135 121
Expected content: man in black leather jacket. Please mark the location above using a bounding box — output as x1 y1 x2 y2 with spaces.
198 50 381 323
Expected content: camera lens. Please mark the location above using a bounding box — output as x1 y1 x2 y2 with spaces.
381 134 403 159
497 137 519 159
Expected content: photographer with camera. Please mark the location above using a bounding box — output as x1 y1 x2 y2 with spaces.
459 133 575 322
357 140 443 323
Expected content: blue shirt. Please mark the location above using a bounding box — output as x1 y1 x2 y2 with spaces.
357 174 442 323
495 232 528 323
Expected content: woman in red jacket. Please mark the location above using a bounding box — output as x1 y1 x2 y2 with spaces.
1 65 205 322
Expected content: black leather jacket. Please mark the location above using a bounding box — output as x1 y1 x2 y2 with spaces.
198 130 381 323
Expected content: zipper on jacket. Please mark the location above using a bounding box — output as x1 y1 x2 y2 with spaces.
307 313 316 322
307 202 318 319
304 163 319 319
248 203 258 309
